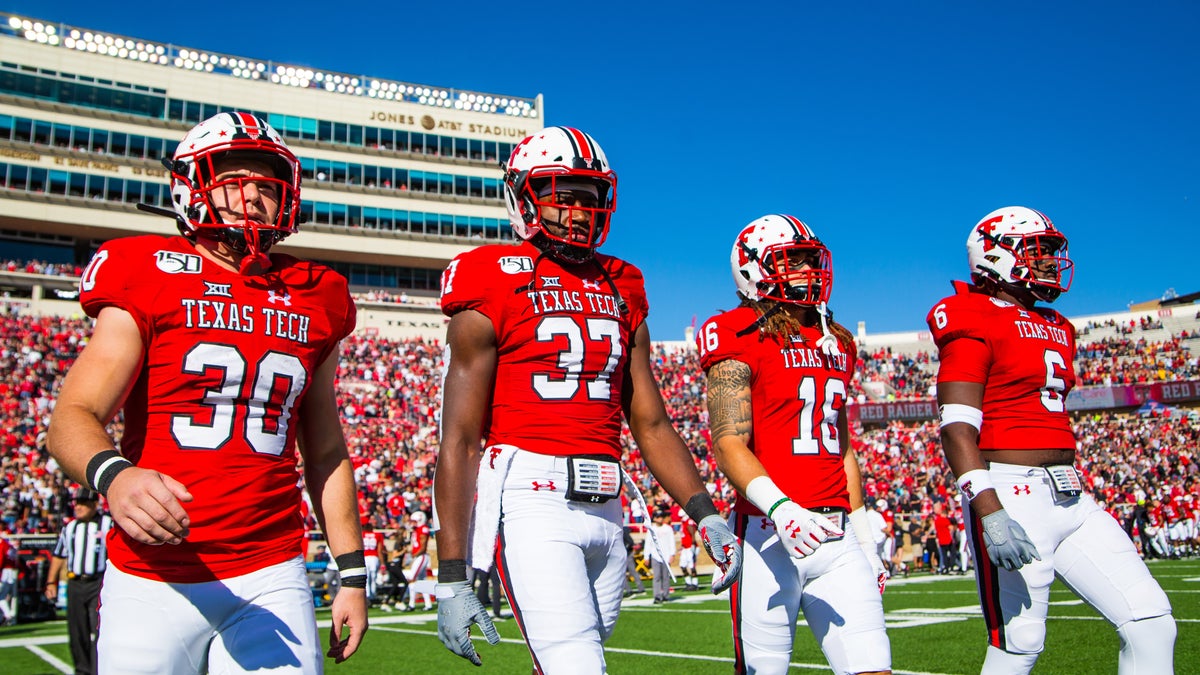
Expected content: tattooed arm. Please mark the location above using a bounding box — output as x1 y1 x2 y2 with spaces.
705 359 771 493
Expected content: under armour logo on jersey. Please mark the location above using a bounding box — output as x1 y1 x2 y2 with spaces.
540 276 562 288
499 256 534 274
581 279 601 291
531 480 557 491
155 250 202 274
1017 309 1031 318
267 290 292 306
202 281 233 298
1014 484 1031 495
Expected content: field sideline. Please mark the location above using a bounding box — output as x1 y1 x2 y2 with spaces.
1 559 1196 674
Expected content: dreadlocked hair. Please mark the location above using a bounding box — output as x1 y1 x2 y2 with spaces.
738 296 856 352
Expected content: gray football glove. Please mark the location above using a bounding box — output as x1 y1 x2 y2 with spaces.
435 580 500 666
699 515 742 594
980 509 1041 571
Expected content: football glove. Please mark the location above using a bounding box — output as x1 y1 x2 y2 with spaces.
435 580 500 666
980 509 1041 571
771 501 843 558
865 548 889 594
698 515 742 594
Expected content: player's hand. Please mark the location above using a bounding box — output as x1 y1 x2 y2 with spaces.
326 586 368 663
771 501 843 558
105 467 192 545
436 580 500 666
865 549 889 594
979 509 1041 571
698 515 741 594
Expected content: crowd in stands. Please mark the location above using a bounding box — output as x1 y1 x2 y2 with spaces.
1075 335 1199 386
851 348 937 401
1 260 83 278
1 309 1196 565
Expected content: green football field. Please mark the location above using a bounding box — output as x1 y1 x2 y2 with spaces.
2 559 1195 674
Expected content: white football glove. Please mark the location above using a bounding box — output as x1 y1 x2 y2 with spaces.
770 501 843 558
848 506 889 594
698 514 742 593
865 549 889 594
980 509 1041 571
436 580 500 666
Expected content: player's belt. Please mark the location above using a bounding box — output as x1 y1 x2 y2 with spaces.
565 455 623 503
811 506 847 541
1042 464 1083 502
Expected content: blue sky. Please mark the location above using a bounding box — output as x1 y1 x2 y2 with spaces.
24 2 1200 340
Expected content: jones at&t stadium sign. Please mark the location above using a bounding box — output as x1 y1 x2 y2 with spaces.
367 111 529 138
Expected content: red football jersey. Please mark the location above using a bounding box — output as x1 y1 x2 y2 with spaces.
440 241 649 459
697 307 856 514
927 282 1076 451
363 531 385 558
410 524 430 555
80 235 356 582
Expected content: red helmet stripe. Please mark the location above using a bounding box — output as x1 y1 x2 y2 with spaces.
562 127 594 160
235 111 262 138
780 214 809 239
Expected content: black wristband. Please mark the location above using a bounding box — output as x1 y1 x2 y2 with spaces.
86 450 133 497
335 551 367 588
683 493 720 523
438 559 468 583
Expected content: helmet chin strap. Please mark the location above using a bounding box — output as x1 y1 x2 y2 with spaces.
531 230 594 264
814 301 841 357
211 222 273 276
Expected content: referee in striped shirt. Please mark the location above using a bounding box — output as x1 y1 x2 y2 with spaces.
46 487 111 675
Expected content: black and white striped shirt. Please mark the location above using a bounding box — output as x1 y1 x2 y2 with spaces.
52 514 112 578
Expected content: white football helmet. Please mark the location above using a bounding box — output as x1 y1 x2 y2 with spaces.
168 112 301 260
503 127 616 263
732 214 832 305
967 206 1073 302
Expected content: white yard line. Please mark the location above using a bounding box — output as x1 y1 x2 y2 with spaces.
25 644 72 674
373 625 958 675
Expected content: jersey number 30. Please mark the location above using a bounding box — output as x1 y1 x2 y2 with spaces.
172 343 307 456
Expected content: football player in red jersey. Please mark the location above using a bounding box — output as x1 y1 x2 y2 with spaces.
47 112 367 673
929 207 1175 674
699 214 890 675
434 127 741 672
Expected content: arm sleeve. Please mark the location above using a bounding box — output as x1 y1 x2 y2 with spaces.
936 337 990 385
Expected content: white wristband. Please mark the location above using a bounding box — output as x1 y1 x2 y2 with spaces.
940 403 983 431
956 469 994 501
848 507 874 549
745 476 790 517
